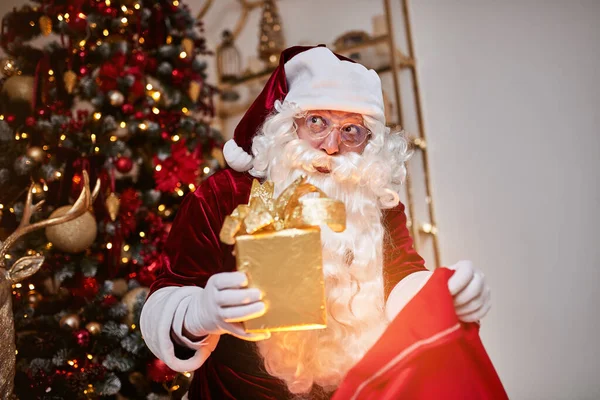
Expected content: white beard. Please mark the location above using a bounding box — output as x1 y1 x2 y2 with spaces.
252 139 391 395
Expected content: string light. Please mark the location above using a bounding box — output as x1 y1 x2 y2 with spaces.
57 15 64 21
0 204 3 209
155 165 162 172
79 40 86 47
139 37 145 44
203 166 211 174
5 254 12 260
121 17 128 24
120 121 127 128
134 3 141 9
29 21 35 27
139 232 146 238
78 13 86 19
21 132 28 139
171 134 180 142
151 91 161 101
121 257 129 263
48 69 54 76
94 146 100 153
123 244 130 252
152 107 160 114
64 13 70 19
188 184 196 191
93 112 102 120
176 188 185 197
106 242 113 250
158 204 166 212
110 135 118 142
0 115 3 120
103 29 109 36
121 5 128 12
181 107 189 114
29 284 35 290
183 372 192 378
91 133 97 143
60 134 67 141
131 324 136 330
173 0 180 6
146 84 153 90
179 51 187 59
87 354 93 360
139 122 148 130
54 171 62 178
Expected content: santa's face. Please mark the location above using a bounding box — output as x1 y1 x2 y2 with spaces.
295 110 370 163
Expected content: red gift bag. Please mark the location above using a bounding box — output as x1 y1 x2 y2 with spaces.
333 268 508 400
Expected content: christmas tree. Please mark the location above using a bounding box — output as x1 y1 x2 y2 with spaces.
0 0 222 398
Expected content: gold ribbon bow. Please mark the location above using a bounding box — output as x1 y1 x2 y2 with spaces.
219 176 346 245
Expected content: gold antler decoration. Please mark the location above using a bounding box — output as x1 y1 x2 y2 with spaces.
0 171 98 398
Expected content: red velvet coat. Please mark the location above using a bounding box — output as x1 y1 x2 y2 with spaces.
149 169 428 399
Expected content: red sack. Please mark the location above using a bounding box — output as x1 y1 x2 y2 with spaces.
332 268 508 400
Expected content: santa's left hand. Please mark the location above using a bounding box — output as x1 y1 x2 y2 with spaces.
448 260 491 323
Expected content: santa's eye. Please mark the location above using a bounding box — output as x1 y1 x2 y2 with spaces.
307 115 327 133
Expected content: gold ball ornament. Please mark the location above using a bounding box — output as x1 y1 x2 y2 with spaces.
85 321 103 335
26 146 46 164
1 75 35 106
45 207 98 253
60 313 81 330
122 287 149 325
111 278 129 297
1 58 18 77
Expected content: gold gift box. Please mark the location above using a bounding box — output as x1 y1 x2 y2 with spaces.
235 228 326 333
220 176 346 333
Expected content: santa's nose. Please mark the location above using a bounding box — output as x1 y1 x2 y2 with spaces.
320 130 341 155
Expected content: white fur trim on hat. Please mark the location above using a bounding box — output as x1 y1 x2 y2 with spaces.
223 139 253 172
284 47 385 124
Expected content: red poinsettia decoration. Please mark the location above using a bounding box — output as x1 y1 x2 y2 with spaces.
96 53 145 102
153 139 201 192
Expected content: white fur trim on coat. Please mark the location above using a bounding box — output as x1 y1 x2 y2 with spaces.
140 286 220 372
223 139 254 172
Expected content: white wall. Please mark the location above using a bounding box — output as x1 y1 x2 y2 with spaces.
410 2 600 399
2 1 599 398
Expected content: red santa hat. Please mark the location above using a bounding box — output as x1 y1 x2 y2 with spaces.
223 45 385 172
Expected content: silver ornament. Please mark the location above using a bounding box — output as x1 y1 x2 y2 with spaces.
108 90 125 107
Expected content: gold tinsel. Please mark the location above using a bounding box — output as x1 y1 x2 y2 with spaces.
39 15 53 36
64 70 78 94
45 207 97 253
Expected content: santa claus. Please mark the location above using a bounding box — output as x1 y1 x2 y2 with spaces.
140 46 492 399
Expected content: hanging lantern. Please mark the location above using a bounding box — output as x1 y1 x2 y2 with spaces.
217 30 241 83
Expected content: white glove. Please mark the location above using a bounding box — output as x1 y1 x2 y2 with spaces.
448 260 491 323
183 271 271 341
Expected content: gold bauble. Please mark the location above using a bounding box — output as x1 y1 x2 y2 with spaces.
27 290 43 306
1 75 35 106
1 58 18 77
111 278 129 297
39 15 53 36
60 313 81 330
45 207 97 253
188 81 201 102
26 146 46 163
121 287 149 325
64 70 78 94
85 321 103 335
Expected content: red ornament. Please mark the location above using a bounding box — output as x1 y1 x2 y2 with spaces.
115 156 133 173
161 131 169 140
37 109 46 117
147 358 176 383
25 116 36 127
122 104 134 114
79 66 88 76
132 51 147 67
5 114 15 123
73 329 90 348
134 111 145 120
171 69 183 85
101 294 118 307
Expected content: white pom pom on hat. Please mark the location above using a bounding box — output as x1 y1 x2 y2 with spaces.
223 45 385 172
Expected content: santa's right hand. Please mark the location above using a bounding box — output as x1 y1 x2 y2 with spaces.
183 271 271 342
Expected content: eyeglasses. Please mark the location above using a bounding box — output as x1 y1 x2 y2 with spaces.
300 113 371 148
